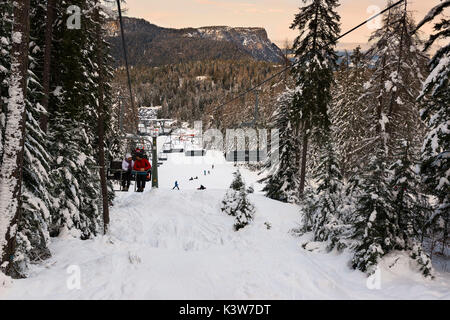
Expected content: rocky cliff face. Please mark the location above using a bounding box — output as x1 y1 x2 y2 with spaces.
108 18 284 66
184 26 284 62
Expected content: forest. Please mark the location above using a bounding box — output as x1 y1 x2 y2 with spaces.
262 0 448 276
113 59 288 128
0 0 120 278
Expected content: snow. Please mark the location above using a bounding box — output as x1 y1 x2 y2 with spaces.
1 136 449 299
52 86 63 97
11 32 22 44
421 51 450 97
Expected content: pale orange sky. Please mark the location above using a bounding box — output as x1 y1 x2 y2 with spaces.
123 0 447 49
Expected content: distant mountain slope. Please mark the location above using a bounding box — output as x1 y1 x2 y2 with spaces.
107 17 284 66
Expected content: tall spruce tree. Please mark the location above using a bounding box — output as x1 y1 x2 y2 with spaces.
416 0 450 256
388 141 433 276
8 0 57 277
330 47 371 177
310 135 344 243
351 148 394 275
290 0 341 196
263 88 300 203
47 0 111 238
362 1 429 160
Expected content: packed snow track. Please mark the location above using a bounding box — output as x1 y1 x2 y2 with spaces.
1 147 449 299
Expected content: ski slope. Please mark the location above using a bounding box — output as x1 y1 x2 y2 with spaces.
1 140 449 299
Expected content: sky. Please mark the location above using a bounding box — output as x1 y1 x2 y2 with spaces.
123 0 446 50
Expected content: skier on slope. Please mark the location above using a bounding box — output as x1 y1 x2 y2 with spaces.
121 153 134 191
134 153 151 192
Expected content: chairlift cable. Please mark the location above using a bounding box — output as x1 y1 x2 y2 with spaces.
116 0 135 128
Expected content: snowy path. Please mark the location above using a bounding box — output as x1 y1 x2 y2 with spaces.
1 147 449 299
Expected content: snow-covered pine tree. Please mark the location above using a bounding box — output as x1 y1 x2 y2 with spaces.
8 0 57 277
310 136 344 243
416 0 450 256
221 170 255 231
49 118 102 239
222 170 245 217
351 148 394 275
388 140 433 276
233 188 256 231
362 1 429 160
349 3 435 276
47 0 105 238
230 169 245 191
330 47 371 177
263 88 300 203
290 0 341 196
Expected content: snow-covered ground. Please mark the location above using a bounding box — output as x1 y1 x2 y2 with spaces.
1 137 449 299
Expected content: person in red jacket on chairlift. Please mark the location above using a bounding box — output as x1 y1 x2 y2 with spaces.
134 153 151 192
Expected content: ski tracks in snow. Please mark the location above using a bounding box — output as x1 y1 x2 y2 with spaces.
2 165 450 299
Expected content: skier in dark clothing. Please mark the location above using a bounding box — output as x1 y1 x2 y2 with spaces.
121 153 134 191
134 154 151 192
173 181 180 190
198 185 206 190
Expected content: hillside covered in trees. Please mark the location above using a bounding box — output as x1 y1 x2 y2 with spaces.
107 17 284 67
113 59 289 128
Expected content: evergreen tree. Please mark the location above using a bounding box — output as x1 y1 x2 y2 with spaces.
233 188 256 231
349 140 433 277
416 0 450 256
310 137 344 242
221 170 255 231
330 47 371 176
10 0 56 276
290 0 341 196
46 0 108 238
388 141 433 276
362 2 428 160
49 118 102 238
352 149 394 275
263 88 300 203
230 170 245 191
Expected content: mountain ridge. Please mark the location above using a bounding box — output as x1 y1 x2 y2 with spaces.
107 17 284 67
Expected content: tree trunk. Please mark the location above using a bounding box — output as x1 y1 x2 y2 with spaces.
95 6 110 234
39 0 56 133
299 126 308 197
0 0 30 277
